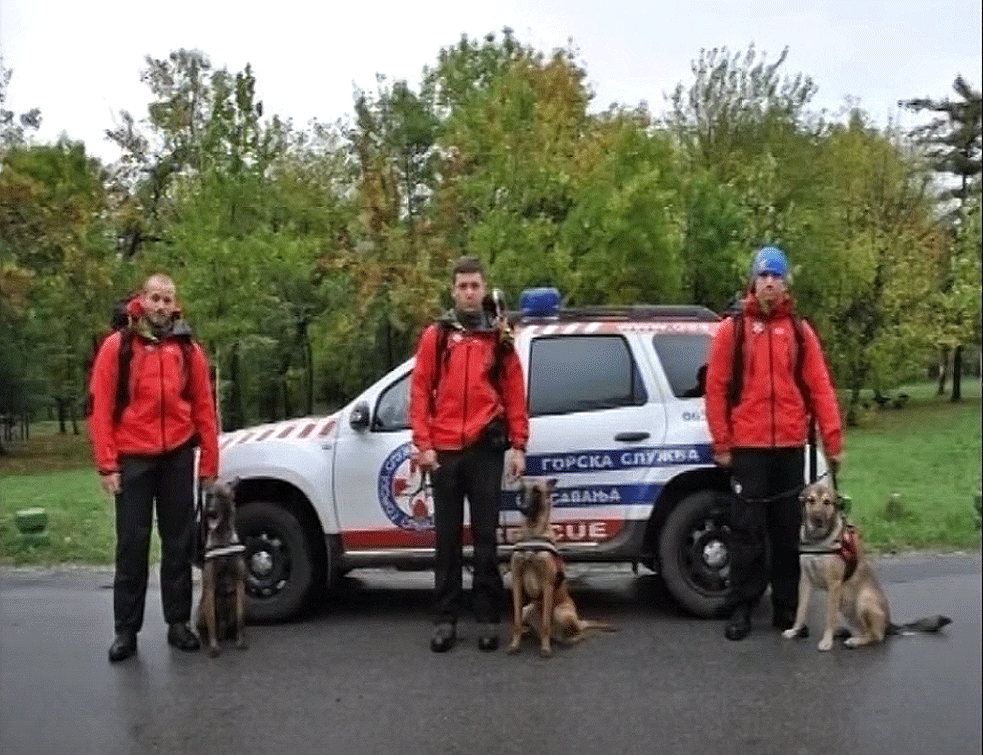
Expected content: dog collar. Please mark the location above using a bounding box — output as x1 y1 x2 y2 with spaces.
205 543 246 559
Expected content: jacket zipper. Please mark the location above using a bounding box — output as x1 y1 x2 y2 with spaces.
158 345 167 454
767 322 776 447
461 339 470 448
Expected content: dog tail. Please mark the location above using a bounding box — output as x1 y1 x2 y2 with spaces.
886 615 953 636
578 620 617 633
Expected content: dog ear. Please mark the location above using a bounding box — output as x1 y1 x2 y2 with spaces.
545 477 558 491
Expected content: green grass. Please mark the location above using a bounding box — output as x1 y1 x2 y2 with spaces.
1 382 980 565
0 423 158 565
837 380 982 553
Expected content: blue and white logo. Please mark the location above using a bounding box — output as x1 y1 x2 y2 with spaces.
378 443 434 531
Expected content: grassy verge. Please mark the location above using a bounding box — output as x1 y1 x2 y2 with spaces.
0 423 156 565
1 383 980 565
837 380 981 553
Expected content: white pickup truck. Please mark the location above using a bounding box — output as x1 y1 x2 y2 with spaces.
218 290 822 622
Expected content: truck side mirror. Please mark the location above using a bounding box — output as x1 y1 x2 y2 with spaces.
349 401 370 430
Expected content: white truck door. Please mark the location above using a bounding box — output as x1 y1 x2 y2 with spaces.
331 366 434 553
512 328 668 551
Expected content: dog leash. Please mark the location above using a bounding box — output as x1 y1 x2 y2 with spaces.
730 470 832 505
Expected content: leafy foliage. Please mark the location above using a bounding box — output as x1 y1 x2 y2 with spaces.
2 37 980 431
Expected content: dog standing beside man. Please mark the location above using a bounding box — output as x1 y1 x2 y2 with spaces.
89 273 219 662
705 247 844 642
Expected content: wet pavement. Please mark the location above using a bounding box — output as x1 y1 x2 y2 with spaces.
1 553 979 755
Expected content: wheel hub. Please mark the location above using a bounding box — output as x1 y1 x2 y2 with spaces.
250 549 274 577
702 538 728 569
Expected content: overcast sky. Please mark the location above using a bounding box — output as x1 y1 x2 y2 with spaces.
2 0 981 163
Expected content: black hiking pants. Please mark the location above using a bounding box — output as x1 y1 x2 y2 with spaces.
728 447 804 616
431 443 505 626
113 444 195 634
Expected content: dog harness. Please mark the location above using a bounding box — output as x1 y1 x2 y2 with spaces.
837 526 858 582
799 521 859 582
204 541 246 560
512 537 565 588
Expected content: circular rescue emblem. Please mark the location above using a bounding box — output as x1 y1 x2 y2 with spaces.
378 443 434 531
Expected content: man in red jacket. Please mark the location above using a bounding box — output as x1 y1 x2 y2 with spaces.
410 257 529 653
705 247 842 641
89 273 219 662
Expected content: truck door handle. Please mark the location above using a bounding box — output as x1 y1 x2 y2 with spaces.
614 432 650 442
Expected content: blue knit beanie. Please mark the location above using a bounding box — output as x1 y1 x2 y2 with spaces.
751 246 789 279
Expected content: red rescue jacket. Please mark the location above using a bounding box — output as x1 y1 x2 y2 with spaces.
88 317 219 478
409 317 529 453
704 295 842 458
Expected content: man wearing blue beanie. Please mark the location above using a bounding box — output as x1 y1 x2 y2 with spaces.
704 246 843 641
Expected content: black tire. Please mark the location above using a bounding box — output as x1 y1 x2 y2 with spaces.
237 500 318 623
658 490 766 618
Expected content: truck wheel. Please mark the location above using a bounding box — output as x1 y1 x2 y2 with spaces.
658 490 765 618
237 501 316 623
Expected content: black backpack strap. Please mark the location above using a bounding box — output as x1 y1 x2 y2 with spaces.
792 316 813 419
429 323 450 415
726 313 744 409
178 337 195 403
113 329 135 425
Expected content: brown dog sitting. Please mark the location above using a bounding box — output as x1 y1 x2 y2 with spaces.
783 479 951 651
507 477 614 657
195 479 247 657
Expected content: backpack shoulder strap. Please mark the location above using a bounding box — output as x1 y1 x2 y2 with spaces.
113 328 135 425
792 316 813 418
178 336 196 403
727 313 744 409
429 322 451 413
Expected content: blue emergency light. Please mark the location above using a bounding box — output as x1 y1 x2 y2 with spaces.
519 287 561 317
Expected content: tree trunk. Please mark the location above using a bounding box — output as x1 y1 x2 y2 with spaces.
846 384 862 427
951 345 963 402
226 344 244 431
304 333 314 416
57 397 68 434
936 347 949 395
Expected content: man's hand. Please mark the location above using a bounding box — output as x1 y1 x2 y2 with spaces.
414 448 437 473
100 472 121 496
828 453 842 475
713 451 732 468
507 449 526 481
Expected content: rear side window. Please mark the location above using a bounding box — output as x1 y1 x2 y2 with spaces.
652 333 712 398
528 335 646 416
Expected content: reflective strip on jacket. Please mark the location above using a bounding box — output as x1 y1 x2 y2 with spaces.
409 323 529 453
87 330 220 477
704 295 842 458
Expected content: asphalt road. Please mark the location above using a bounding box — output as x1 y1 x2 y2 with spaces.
1 553 979 755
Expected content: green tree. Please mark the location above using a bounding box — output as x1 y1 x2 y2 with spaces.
901 76 982 400
0 141 125 432
666 45 823 310
795 112 943 422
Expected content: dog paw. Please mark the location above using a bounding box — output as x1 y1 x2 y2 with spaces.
843 636 867 649
817 637 833 652
506 642 521 655
781 627 801 640
538 646 553 658
236 640 248 651
208 645 221 658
